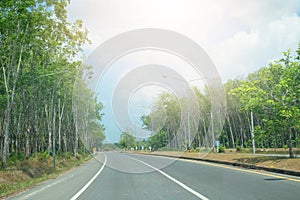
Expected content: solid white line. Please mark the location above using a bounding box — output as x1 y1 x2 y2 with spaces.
18 174 74 200
70 153 107 200
144 154 300 183
127 155 209 200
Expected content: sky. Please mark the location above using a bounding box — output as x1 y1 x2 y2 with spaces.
67 0 300 143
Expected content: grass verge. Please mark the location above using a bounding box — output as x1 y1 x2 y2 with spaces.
0 152 91 198
134 150 300 173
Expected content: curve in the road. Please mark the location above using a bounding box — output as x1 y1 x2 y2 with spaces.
70 153 107 200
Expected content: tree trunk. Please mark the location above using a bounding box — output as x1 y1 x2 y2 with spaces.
2 104 11 165
1 22 27 165
73 106 78 157
45 104 52 155
25 131 30 158
288 127 294 158
58 98 65 152
226 113 235 148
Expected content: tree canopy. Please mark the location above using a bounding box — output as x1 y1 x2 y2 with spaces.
139 44 300 157
0 0 105 166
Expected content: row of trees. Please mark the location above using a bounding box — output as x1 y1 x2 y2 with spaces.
137 44 299 157
226 49 299 157
0 0 105 166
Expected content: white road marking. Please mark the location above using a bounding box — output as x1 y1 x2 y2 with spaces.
70 153 107 200
127 155 210 200
137 153 300 183
17 174 74 200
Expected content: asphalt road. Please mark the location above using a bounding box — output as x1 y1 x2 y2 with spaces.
7 152 300 200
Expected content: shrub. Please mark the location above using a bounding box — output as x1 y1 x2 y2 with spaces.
9 152 26 163
236 146 243 152
218 146 225 153
39 152 50 160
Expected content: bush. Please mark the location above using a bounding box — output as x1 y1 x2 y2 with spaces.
9 152 26 163
236 146 243 152
62 152 72 159
39 152 50 160
218 146 225 153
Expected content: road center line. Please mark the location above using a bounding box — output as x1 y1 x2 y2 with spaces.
70 153 107 200
127 155 209 200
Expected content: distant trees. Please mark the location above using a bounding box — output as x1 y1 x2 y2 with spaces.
0 0 105 166
119 131 136 149
139 93 181 150
140 44 300 157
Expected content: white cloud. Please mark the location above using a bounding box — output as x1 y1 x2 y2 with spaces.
211 14 300 80
67 0 300 142
67 0 228 56
68 0 300 81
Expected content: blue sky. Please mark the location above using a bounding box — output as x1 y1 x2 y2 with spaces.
67 0 300 143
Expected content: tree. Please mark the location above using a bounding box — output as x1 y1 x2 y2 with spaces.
139 44 300 156
230 46 300 157
119 131 136 149
0 0 104 166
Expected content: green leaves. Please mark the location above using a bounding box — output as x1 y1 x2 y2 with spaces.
227 45 300 154
0 0 103 163
119 132 136 149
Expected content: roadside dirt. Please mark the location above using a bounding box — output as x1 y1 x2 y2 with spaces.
138 151 300 172
0 154 89 198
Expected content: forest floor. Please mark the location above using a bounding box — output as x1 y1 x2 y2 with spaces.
135 148 300 173
0 153 90 199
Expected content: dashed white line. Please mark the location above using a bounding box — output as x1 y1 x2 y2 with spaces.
127 155 209 200
70 153 107 200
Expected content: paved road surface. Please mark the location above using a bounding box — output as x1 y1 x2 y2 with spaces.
7 152 300 200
